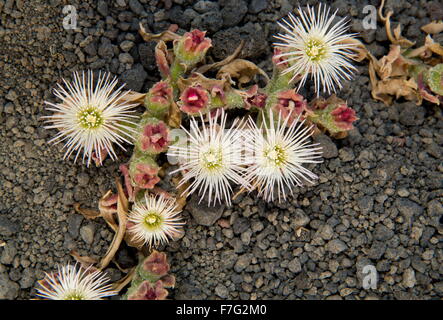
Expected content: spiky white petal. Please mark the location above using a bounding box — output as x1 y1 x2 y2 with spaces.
168 110 248 206
36 264 117 300
43 70 139 167
274 4 358 95
243 110 323 202
128 194 184 248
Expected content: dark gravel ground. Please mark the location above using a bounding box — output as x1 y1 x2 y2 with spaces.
0 0 442 300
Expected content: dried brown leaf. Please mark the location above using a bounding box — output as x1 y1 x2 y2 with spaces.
421 21 443 34
112 268 136 293
118 91 146 105
73 203 101 220
217 59 269 87
98 179 128 270
139 23 181 43
195 41 245 74
167 100 181 128
177 72 229 92
70 250 99 268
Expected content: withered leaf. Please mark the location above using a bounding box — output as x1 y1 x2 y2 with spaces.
98 179 129 270
421 21 443 35
217 59 269 86
139 23 181 43
196 41 245 74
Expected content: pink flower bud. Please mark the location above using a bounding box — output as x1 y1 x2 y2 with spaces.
179 86 209 114
129 155 160 190
242 85 267 110
272 90 307 124
330 105 358 130
182 30 211 55
127 280 169 300
272 48 289 70
142 250 170 278
174 29 212 65
137 119 170 154
149 81 173 106
155 42 170 77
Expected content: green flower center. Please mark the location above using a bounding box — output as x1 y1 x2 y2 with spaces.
64 292 85 300
305 38 327 62
78 107 103 129
202 149 223 170
143 212 163 230
264 145 286 167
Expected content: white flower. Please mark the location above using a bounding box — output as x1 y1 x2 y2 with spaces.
273 4 358 95
43 70 139 167
36 264 117 300
243 110 323 202
127 194 184 248
168 110 248 206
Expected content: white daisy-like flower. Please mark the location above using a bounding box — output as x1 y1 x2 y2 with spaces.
243 110 323 202
43 70 139 167
128 194 184 248
36 264 117 300
273 4 358 95
168 110 248 206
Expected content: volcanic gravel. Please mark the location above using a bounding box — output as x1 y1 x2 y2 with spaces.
0 0 442 300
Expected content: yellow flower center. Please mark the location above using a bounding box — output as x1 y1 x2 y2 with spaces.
143 212 162 229
305 38 327 62
202 149 222 170
78 107 103 129
65 292 85 300
265 145 286 167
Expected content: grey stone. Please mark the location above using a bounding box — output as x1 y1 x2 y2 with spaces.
398 102 425 126
187 194 225 226
215 283 229 298
97 0 109 16
326 239 348 254
288 258 302 273
395 198 423 220
292 209 310 228
373 224 394 241
129 0 144 14
0 216 19 236
234 254 251 272
194 1 219 13
80 224 95 245
249 0 267 13
0 273 19 300
314 134 338 159
402 268 416 288
67 214 83 238
318 224 334 240
368 241 386 260
19 268 35 289
221 0 248 27
358 196 374 215
120 64 147 91
0 242 16 265
233 218 250 235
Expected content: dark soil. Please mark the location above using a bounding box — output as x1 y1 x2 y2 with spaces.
0 0 442 300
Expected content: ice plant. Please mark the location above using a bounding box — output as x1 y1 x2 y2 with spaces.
135 117 170 154
272 89 307 125
244 110 323 202
36 264 117 300
127 194 184 248
179 86 209 114
273 4 358 95
168 110 248 206
43 70 138 166
124 250 175 300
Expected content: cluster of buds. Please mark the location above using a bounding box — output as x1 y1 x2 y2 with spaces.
125 251 175 300
305 95 358 135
